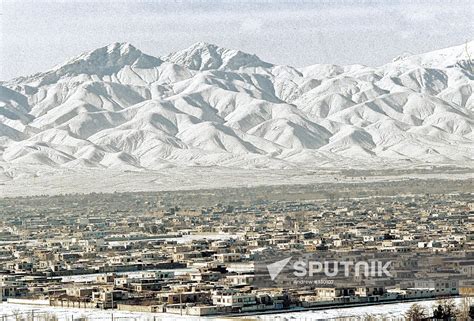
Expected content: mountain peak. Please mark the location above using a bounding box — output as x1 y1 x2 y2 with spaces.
10 42 164 86
189 41 217 49
53 42 162 76
163 42 273 71
104 42 136 54
391 40 474 69
1 41 473 178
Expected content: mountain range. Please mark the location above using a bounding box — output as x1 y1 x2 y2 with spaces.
1 41 473 178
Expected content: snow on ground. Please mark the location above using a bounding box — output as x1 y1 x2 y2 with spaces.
0 302 195 320
1 41 473 183
256 298 464 320
0 165 471 198
0 298 463 320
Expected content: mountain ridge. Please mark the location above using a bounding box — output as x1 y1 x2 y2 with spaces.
0 41 472 178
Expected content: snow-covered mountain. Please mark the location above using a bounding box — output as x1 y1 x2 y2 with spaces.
1 41 473 175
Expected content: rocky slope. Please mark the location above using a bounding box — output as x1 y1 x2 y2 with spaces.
1 41 473 176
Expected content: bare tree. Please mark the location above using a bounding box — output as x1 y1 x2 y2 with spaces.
405 303 428 321
432 298 459 320
456 296 473 321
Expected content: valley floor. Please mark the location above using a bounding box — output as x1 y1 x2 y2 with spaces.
0 165 472 198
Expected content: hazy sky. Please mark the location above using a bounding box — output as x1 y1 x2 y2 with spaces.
1 0 473 80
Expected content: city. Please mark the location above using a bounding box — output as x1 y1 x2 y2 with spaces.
0 179 472 318
1 0 474 320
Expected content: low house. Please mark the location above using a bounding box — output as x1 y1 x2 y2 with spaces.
212 290 257 308
213 253 241 263
315 287 356 300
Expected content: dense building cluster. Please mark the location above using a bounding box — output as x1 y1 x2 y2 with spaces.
0 182 473 316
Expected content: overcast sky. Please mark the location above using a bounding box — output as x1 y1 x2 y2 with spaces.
1 0 473 80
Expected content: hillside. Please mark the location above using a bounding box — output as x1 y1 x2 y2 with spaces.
1 41 473 178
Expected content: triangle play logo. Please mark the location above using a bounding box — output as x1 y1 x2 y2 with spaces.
267 257 292 281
